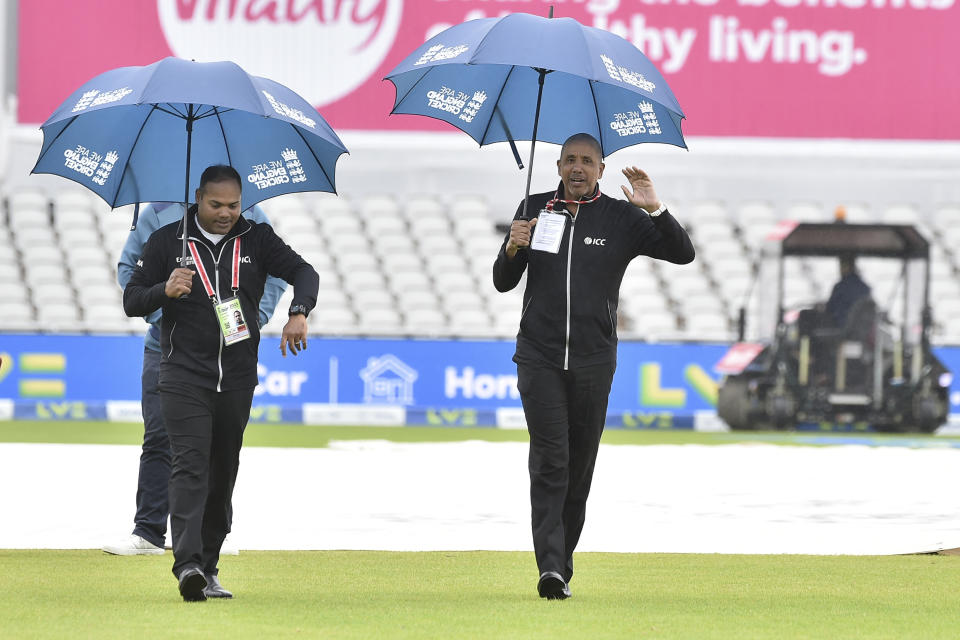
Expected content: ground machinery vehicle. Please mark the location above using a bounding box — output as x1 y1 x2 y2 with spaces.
716 221 951 432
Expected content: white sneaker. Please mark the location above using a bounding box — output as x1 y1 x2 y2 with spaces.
102 534 165 556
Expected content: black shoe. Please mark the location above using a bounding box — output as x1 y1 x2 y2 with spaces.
178 567 208 602
203 574 233 599
537 571 571 600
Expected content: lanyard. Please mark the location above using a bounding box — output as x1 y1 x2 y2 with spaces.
545 186 602 212
187 237 241 302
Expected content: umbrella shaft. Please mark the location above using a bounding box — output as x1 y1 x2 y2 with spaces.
521 70 547 221
182 105 195 261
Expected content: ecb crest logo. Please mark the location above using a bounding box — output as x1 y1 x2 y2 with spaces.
157 0 403 107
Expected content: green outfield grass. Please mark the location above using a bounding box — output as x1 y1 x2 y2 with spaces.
1 550 959 639
4 421 960 638
3 419 959 449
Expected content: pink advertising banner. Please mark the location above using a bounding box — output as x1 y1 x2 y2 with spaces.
18 0 960 139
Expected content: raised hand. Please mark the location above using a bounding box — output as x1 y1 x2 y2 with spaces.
620 166 661 214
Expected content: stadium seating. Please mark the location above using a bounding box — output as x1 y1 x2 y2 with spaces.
3 184 960 346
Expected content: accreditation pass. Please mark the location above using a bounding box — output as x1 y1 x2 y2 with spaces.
530 210 566 254
215 296 250 346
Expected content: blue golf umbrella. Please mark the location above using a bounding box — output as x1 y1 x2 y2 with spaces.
385 12 685 218
32 56 348 256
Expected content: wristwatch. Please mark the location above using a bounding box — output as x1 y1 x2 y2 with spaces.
288 303 309 318
647 202 668 217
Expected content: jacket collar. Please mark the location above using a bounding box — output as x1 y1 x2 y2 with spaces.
555 181 601 202
176 203 251 246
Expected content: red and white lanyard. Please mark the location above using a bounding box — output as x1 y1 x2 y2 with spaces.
187 238 241 303
545 187 602 212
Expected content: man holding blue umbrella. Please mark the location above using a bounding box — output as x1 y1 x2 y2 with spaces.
102 201 286 560
494 133 694 599
123 165 319 601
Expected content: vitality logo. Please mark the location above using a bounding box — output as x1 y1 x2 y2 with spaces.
158 0 404 107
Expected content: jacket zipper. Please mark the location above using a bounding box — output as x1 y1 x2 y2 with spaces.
193 238 234 393
564 215 576 371
519 296 534 323
167 322 176 358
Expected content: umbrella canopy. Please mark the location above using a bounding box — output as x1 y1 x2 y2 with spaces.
385 13 686 159
33 57 348 212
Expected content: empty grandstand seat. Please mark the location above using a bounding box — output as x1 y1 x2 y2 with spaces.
335 251 379 273
359 195 399 217
0 301 35 330
318 211 362 236
632 310 680 341
8 189 49 214
684 312 733 342
37 303 81 331
82 304 133 333
388 270 432 293
63 242 109 269
448 309 497 336
299 249 334 272
315 285 351 308
53 206 96 231
311 307 358 335
440 290 486 313
717 273 753 306
690 219 737 245
310 194 353 216
403 307 447 333
13 226 57 248
343 269 387 291
404 196 445 220
426 253 468 273
359 308 403 334
784 202 827 221
30 281 74 305
396 289 441 312
689 201 730 225
70 264 114 288
272 214 317 238
452 214 495 239
365 214 407 236
351 289 395 310
58 225 101 248
409 218 452 245
52 189 98 213
25 264 69 287
326 229 369 252
20 244 63 265
622 296 671 326
879 204 921 225
433 271 476 291
313 268 341 289
0 263 21 281
0 281 30 303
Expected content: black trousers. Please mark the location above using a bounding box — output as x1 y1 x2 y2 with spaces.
160 380 254 578
516 361 615 582
132 347 170 548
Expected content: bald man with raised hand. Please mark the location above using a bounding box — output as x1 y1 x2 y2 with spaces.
493 133 695 600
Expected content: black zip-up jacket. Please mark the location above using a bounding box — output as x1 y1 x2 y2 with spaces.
123 206 319 392
493 183 695 369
